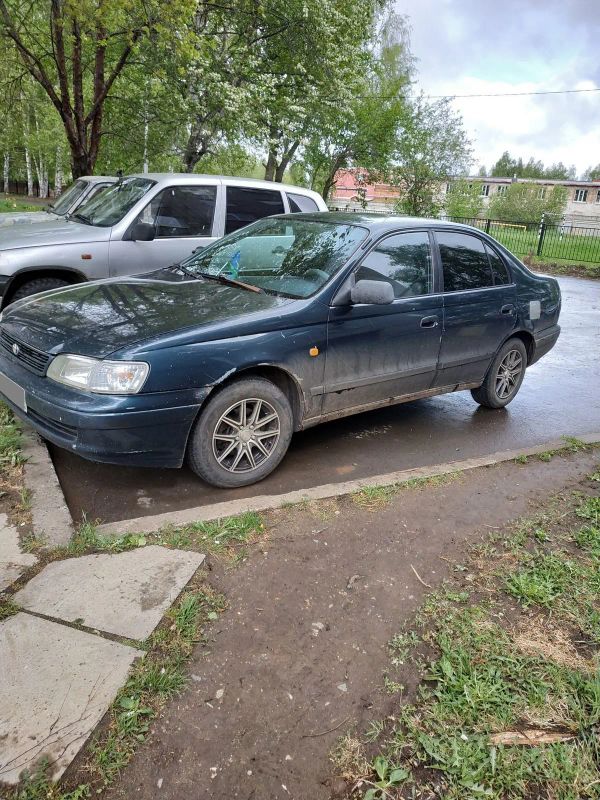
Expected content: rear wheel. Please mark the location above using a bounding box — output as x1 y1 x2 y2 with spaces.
187 377 293 488
471 338 527 409
10 277 70 303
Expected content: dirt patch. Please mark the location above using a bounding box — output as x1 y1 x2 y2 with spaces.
97 451 599 800
513 615 595 673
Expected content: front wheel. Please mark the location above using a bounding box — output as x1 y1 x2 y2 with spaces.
187 377 293 488
471 338 527 409
10 277 70 303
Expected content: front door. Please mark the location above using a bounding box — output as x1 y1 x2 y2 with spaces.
109 185 219 277
434 230 517 385
323 230 442 414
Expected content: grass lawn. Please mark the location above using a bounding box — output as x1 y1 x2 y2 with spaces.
333 460 600 799
0 198 39 213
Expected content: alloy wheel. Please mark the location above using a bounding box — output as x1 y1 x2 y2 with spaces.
495 349 523 400
212 398 281 473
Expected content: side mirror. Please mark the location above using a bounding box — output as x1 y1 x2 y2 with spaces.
130 222 155 242
351 279 394 305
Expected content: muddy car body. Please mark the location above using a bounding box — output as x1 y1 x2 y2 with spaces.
0 213 560 487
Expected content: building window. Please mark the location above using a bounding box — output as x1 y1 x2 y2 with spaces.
538 187 547 199
596 190 600 204
497 185 507 195
480 184 490 197
574 189 588 202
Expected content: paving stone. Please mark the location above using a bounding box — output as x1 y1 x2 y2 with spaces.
14 545 205 640
0 613 139 784
0 513 37 591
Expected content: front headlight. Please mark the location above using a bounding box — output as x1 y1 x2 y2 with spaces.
47 354 149 394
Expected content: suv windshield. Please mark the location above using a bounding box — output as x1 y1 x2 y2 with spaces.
180 217 367 298
74 177 155 227
51 180 87 216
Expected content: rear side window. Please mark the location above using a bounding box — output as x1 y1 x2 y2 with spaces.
356 231 432 298
437 231 493 292
287 192 319 213
225 187 285 234
485 243 512 285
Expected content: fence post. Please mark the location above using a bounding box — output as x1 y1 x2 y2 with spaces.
485 218 491 234
536 214 546 257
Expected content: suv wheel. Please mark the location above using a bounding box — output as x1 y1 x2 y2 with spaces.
187 377 293 488
10 277 70 303
471 337 527 409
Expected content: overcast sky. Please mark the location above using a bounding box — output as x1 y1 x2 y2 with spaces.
396 0 599 176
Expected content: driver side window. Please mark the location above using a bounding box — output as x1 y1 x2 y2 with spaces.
355 231 432 298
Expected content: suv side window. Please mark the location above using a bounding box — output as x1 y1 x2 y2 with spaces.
136 186 217 238
437 231 493 292
355 231 432 298
225 187 285 234
485 243 511 285
287 192 319 213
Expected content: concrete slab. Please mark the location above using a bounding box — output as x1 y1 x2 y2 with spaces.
0 513 37 591
0 613 138 784
14 546 205 640
22 431 73 548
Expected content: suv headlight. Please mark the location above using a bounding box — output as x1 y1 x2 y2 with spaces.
47 354 149 394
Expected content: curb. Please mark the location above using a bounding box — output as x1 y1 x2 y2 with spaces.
22 430 74 548
96 432 600 537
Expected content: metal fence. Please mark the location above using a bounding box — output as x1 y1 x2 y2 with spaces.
328 203 600 264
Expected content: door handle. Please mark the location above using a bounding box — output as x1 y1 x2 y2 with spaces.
420 315 439 328
501 304 515 315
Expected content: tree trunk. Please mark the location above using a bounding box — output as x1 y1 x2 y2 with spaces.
263 150 277 181
2 153 8 193
25 147 33 196
55 147 63 194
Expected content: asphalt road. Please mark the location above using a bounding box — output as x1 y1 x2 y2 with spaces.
50 275 600 525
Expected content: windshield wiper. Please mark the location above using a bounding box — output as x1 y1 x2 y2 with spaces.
196 271 264 294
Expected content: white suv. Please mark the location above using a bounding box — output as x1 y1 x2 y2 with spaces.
0 174 327 305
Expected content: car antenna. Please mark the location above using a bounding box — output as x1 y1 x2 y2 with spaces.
116 169 123 185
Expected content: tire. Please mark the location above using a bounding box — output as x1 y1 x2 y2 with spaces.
10 277 70 303
471 337 528 409
187 377 293 488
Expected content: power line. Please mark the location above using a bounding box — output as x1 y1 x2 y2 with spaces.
422 87 600 99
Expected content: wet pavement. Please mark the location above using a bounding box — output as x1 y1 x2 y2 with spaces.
49 276 600 525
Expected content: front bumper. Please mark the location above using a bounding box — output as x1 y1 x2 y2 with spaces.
0 352 210 468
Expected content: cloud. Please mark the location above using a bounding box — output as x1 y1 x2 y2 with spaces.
397 0 600 174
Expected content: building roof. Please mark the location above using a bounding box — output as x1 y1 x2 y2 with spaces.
464 176 600 188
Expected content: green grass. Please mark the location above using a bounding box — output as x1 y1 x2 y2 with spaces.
0 597 20 620
64 510 264 559
0 198 38 213
0 403 24 471
486 222 600 267
342 478 600 799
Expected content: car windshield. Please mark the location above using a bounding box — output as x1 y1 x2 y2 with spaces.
73 177 155 227
51 180 88 216
180 217 367 298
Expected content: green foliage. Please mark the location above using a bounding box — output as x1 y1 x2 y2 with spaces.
392 96 473 217
364 756 409 799
489 182 568 223
444 178 484 218
490 151 576 180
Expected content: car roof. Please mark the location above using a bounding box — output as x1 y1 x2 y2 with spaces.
128 172 322 197
273 211 487 235
80 175 118 184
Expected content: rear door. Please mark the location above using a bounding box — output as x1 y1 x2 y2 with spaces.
323 230 442 414
109 184 218 276
434 230 517 386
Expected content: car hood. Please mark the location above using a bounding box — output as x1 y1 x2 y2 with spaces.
0 211 58 227
0 218 109 250
1 268 292 358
